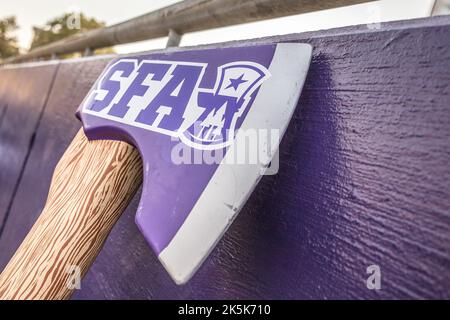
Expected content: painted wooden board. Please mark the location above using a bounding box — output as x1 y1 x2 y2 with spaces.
0 16 449 299
76 16 450 299
0 63 58 235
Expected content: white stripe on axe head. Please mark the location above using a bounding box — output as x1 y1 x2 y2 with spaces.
159 43 313 284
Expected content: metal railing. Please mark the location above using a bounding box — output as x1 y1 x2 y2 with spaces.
5 0 371 64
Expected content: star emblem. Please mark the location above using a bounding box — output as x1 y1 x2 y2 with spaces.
225 74 247 90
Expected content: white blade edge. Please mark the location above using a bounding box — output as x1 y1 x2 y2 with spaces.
159 43 313 284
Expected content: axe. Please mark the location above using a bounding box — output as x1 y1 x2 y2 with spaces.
0 43 311 299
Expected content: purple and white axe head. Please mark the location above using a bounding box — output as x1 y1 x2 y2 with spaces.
77 43 312 284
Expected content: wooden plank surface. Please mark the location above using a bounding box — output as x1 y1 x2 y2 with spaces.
0 64 58 235
0 16 449 299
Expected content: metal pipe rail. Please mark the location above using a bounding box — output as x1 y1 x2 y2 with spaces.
5 0 371 63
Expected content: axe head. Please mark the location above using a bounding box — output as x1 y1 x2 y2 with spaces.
77 43 312 284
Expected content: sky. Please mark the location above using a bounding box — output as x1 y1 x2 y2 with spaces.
0 0 436 54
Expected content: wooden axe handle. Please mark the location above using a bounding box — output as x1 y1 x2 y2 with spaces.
0 129 142 300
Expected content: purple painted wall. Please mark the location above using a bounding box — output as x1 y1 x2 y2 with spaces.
0 16 449 299
0 64 58 235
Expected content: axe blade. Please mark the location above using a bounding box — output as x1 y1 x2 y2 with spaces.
77 43 312 284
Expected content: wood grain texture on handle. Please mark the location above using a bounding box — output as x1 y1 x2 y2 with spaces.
0 129 142 300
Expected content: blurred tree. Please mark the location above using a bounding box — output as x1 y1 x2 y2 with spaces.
0 16 19 60
30 12 114 57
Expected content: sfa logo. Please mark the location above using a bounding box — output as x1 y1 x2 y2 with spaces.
82 58 270 150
